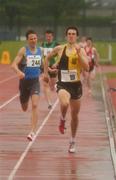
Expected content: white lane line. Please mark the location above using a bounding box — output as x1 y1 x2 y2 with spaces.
99 67 116 176
0 94 19 109
0 75 17 84
8 98 59 180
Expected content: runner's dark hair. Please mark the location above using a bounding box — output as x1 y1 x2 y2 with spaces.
65 26 79 36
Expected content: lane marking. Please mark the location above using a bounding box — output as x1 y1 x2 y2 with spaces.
8 98 59 180
0 94 19 109
99 67 116 177
0 75 17 84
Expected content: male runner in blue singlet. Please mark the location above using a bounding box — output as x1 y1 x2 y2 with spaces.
11 29 43 141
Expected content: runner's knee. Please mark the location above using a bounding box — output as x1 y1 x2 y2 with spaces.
32 102 38 110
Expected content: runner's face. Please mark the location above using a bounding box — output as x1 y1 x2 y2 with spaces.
45 33 53 43
66 29 77 44
27 34 38 48
86 40 92 47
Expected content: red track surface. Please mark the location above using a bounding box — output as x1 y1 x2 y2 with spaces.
0 64 116 180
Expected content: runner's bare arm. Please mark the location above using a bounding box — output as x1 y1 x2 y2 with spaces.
40 47 44 72
44 46 60 76
76 46 89 71
11 47 25 79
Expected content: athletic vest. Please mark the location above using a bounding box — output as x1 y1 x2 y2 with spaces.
85 47 93 59
58 45 81 82
19 46 42 79
42 41 58 66
85 47 95 71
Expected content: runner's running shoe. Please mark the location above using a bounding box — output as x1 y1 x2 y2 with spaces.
68 141 76 153
48 104 52 110
59 119 66 134
27 132 35 141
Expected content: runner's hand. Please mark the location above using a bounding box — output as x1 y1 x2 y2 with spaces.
43 74 49 83
17 71 25 79
48 67 58 74
75 44 81 54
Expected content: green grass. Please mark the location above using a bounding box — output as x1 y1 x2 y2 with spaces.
0 41 26 62
0 40 116 65
105 72 116 79
95 41 116 65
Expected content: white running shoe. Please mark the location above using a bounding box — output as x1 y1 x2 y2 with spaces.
68 141 76 153
27 132 35 141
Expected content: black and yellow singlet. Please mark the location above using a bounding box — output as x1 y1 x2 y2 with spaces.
58 45 82 83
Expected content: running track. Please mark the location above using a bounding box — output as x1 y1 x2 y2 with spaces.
0 64 116 180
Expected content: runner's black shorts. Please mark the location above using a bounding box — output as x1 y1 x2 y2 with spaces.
56 81 82 100
48 70 57 78
19 78 40 104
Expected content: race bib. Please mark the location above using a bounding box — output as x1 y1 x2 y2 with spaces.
44 48 53 56
26 55 41 67
61 70 78 82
